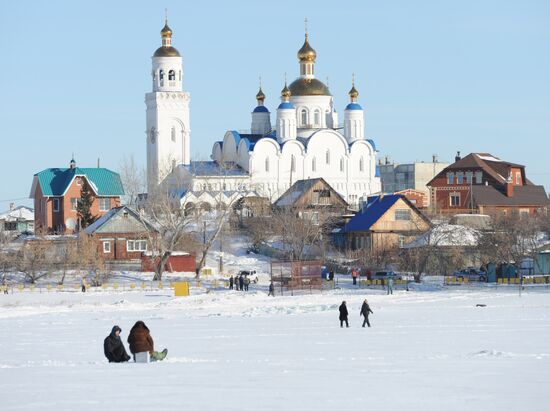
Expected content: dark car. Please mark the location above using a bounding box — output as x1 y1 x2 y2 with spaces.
372 271 398 280
452 268 487 282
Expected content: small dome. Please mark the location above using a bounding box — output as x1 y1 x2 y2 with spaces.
288 78 330 96
281 83 291 100
345 103 363 111
153 46 181 57
256 87 266 101
161 22 173 37
278 102 295 110
297 34 316 62
349 85 359 100
253 106 269 113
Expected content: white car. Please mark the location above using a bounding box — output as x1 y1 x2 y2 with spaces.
237 270 259 284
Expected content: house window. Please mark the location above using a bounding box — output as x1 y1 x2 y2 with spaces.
171 126 176 142
340 158 344 172
291 155 296 173
447 172 455 185
325 150 330 165
301 109 308 126
127 239 147 252
395 209 411 221
359 157 364 172
457 172 464 184
466 172 473 184
516 172 521 185
265 157 270 172
398 235 406 248
103 241 111 253
314 109 321 126
520 209 530 218
53 198 60 212
312 157 316 172
70 198 79 211
475 171 482 184
450 193 460 207
99 198 110 211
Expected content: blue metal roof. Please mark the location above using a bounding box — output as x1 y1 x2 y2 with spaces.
34 167 124 196
345 103 363 110
367 139 377 151
344 194 402 233
253 106 269 113
278 102 295 109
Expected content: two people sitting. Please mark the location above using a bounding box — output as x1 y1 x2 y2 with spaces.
103 321 167 363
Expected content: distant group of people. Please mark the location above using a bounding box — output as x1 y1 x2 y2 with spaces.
339 299 374 328
228 274 251 291
103 320 167 363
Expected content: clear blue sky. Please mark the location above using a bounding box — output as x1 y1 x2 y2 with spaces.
1 0 549 211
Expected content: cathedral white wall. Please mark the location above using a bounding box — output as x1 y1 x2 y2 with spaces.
344 110 364 143
290 95 332 133
251 112 271 135
222 131 238 163
152 57 183 92
237 140 251 171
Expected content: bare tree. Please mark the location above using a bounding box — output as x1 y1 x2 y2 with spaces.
16 239 51 283
119 154 146 206
74 234 107 286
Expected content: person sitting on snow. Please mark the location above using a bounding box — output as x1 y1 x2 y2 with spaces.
104 325 131 363
127 320 167 362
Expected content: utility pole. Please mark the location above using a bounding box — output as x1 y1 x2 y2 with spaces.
219 217 224 275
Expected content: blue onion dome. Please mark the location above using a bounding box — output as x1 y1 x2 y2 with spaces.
345 103 363 110
278 102 295 110
253 106 270 113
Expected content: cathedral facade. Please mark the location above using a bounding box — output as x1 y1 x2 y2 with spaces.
146 21 381 208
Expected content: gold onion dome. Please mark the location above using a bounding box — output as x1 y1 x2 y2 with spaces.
153 21 181 57
256 87 266 102
349 84 359 100
297 34 317 62
281 83 291 100
161 22 173 37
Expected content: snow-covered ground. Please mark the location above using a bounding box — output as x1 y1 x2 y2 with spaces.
1 234 549 410
1 285 550 411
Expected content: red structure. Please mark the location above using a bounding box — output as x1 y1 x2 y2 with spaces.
428 152 549 216
141 253 196 273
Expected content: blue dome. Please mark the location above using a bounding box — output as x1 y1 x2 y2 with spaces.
345 103 363 111
253 106 270 113
278 102 295 110
367 139 377 150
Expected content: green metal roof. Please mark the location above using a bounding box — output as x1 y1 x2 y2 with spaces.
34 167 125 197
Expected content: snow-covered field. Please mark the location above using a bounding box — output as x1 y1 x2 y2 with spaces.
1 284 549 411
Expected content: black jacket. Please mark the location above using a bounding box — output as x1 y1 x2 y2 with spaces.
104 327 130 363
360 302 373 317
339 303 349 320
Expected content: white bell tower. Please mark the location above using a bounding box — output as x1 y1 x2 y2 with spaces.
146 18 191 194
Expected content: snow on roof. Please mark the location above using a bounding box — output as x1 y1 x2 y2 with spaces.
404 224 480 248
476 154 502 162
0 206 34 222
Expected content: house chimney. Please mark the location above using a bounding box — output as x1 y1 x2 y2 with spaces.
506 173 514 197
455 151 461 162
432 154 438 163
97 158 100 168
69 158 76 169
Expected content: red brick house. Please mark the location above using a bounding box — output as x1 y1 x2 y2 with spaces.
30 159 124 233
427 152 549 216
395 189 428 209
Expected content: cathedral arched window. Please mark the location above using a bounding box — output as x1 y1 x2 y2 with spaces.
291 155 296 173
171 126 176 142
301 109 308 126
325 150 330 165
179 70 182 81
169 70 175 81
314 110 321 126
265 157 270 172
312 157 316 172
359 157 364 172
340 158 344 172
159 70 164 86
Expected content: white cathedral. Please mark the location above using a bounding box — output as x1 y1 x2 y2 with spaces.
146 20 381 209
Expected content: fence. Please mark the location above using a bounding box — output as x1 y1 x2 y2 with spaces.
444 276 550 285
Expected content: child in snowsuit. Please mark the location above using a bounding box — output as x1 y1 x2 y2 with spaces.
104 325 131 363
360 299 374 327
339 301 349 328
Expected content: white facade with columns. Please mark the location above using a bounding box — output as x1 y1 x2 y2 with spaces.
157 27 380 208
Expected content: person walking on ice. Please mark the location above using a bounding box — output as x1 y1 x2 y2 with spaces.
103 325 131 363
127 321 167 362
268 281 275 297
339 301 349 328
360 299 374 327
387 277 394 295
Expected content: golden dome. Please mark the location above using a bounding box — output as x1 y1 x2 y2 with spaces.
281 83 291 100
297 34 316 62
288 78 330 96
161 22 172 37
256 87 266 102
153 46 181 57
349 85 359 101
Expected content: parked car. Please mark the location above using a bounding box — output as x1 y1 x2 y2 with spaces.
372 271 398 280
452 268 487 282
237 270 259 284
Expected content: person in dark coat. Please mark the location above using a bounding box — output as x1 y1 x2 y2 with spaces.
268 281 275 297
104 325 130 363
229 275 234 290
360 299 374 327
128 320 155 358
339 301 349 328
239 275 244 291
